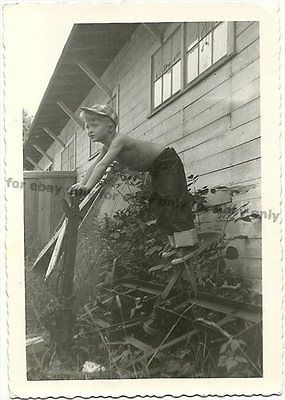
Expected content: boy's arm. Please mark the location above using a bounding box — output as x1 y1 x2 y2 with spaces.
81 145 107 184
85 138 124 191
67 146 107 195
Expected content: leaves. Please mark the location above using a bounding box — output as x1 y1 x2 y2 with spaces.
225 246 239 260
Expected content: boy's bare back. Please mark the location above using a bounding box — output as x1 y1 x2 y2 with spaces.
105 134 165 172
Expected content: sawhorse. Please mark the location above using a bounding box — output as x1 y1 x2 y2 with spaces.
160 231 224 301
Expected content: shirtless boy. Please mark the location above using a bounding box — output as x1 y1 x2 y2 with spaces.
68 104 198 260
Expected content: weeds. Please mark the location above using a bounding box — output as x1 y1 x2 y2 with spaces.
25 169 262 379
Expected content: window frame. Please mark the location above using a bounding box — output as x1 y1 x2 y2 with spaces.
151 25 182 110
150 22 235 116
60 135 76 171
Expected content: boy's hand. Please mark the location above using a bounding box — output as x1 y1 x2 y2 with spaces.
67 183 90 196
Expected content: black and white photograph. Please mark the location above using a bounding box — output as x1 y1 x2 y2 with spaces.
3 2 283 398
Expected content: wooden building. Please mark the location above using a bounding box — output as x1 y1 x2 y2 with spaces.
23 22 261 293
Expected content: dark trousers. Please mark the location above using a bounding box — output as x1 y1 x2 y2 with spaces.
149 147 195 235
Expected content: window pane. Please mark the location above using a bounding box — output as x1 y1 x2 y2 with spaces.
213 22 228 63
172 61 181 94
199 22 213 39
171 28 181 63
162 70 171 101
186 22 199 51
199 33 212 73
187 45 199 83
153 48 163 80
162 38 171 72
154 77 162 108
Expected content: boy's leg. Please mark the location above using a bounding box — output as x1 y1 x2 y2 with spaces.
149 148 198 250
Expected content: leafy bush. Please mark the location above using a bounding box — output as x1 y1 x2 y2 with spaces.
26 165 262 379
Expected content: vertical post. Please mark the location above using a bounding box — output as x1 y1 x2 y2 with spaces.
56 194 80 354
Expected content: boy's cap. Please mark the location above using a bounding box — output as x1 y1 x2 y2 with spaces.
80 104 118 126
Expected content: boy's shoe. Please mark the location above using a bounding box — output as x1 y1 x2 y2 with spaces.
171 244 199 264
162 242 176 258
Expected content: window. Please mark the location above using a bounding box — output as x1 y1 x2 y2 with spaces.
151 22 234 110
61 138 76 171
186 22 229 84
89 92 118 159
152 27 182 108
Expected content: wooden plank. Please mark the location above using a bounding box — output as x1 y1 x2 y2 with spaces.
121 283 161 296
142 23 163 44
231 59 260 93
125 336 155 353
236 22 255 36
92 318 111 329
173 115 230 153
56 195 80 350
231 117 260 145
57 101 84 129
231 97 260 129
183 79 232 121
49 178 65 235
37 178 52 246
32 186 102 272
186 158 261 189
45 219 67 280
153 124 184 146
227 258 262 280
26 157 43 171
26 336 45 356
42 127 66 149
33 144 53 163
148 110 183 142
161 265 184 300
179 123 260 166
183 98 231 135
183 71 259 125
77 62 112 97
200 218 262 240
24 177 39 245
174 297 261 323
235 22 259 53
184 138 260 176
231 39 259 75
231 79 260 111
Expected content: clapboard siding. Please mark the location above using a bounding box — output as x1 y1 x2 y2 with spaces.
195 158 261 188
235 21 255 36
184 138 260 176
235 22 259 53
229 258 262 280
231 98 260 128
35 22 261 290
175 116 260 156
